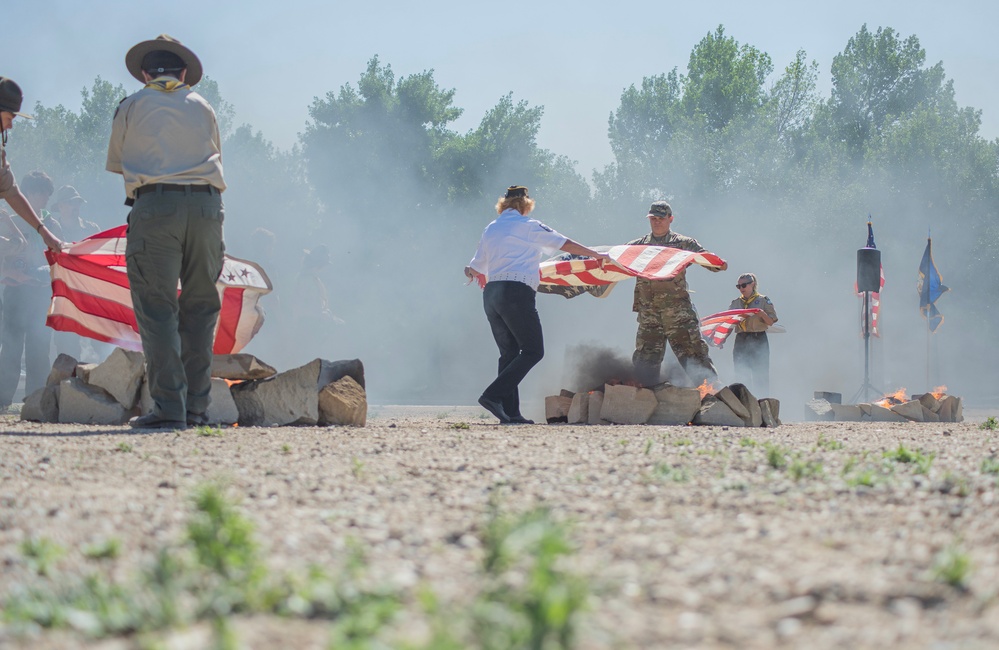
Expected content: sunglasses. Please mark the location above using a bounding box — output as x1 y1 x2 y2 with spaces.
736 282 753 289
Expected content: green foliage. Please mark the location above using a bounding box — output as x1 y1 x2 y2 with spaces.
816 434 844 451
653 463 690 483
115 442 133 453
473 503 589 650
764 442 788 470
450 422 471 430
20 537 65 576
979 416 998 431
981 457 999 475
83 538 122 561
787 458 824 481
883 445 935 474
195 426 224 437
931 544 971 588
738 437 759 448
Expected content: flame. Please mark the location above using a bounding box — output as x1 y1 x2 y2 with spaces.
931 385 947 399
224 379 243 387
875 387 907 408
697 379 716 400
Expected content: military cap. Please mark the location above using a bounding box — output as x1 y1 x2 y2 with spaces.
647 201 672 218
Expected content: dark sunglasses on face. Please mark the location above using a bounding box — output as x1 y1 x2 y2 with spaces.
736 282 752 289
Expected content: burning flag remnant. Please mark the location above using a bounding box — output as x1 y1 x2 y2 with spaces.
44 226 272 354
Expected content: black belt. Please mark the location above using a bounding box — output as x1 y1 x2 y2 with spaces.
135 183 215 197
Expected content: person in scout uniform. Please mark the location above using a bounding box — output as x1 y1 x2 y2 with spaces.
728 273 778 396
629 201 726 387
0 77 63 253
49 185 100 244
0 170 59 409
107 34 226 430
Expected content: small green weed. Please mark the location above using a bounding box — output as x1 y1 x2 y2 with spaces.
644 438 654 455
83 538 121 560
764 442 788 470
932 544 972 588
196 425 223 437
20 537 65 576
673 438 693 447
739 437 758 448
816 434 844 451
653 463 690 483
280 444 291 455
450 421 470 430
979 416 998 431
115 442 133 453
883 444 935 475
981 457 999 475
846 469 877 487
351 457 365 479
788 458 824 481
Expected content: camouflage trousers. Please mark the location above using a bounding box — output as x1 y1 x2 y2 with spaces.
633 300 718 386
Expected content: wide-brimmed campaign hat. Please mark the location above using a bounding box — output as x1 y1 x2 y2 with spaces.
125 34 203 86
0 78 33 119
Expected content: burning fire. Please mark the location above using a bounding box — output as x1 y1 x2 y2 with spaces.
876 387 908 408
931 385 948 400
697 379 717 400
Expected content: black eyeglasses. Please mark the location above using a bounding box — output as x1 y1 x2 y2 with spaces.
736 282 752 289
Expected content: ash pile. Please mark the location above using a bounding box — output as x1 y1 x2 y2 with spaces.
19 348 367 427
546 382 780 428
805 389 963 423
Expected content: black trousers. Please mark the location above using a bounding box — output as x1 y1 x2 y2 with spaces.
733 331 770 397
481 281 544 418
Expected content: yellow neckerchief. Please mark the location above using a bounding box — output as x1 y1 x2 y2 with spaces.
144 76 188 92
740 291 760 308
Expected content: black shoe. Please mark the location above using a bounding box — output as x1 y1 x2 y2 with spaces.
508 416 535 424
478 396 511 423
129 414 189 430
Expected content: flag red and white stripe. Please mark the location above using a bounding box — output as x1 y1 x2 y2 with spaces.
44 226 272 354
698 309 762 347
855 265 886 337
540 245 726 287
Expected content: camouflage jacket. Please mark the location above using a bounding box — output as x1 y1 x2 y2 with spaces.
628 230 706 312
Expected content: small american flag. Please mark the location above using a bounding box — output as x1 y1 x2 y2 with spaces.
540 245 725 288
45 225 272 354
699 309 762 347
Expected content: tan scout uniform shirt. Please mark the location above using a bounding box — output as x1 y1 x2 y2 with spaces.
106 80 225 198
628 230 706 311
0 142 16 199
728 293 778 332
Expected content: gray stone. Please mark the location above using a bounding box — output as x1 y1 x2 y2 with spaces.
46 354 78 387
728 384 763 427
600 384 657 425
228 358 361 426
860 403 907 422
921 406 940 422
545 395 572 423
567 391 590 424
58 378 128 425
715 386 750 421
693 396 746 427
211 353 277 380
87 347 145 409
830 404 865 422
759 398 781 427
75 363 97 384
587 392 608 425
937 396 963 423
891 400 925 422
21 385 59 423
205 378 239 425
805 399 835 421
814 391 842 404
318 376 367 426
648 384 701 425
915 393 940 413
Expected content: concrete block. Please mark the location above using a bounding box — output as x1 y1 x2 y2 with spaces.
211 353 277 380
648 384 700 425
600 384 657 425
21 385 59 423
728 384 763 427
693 396 746 427
87 347 145 409
58 378 128 425
46 354 78 387
567 391 589 424
318 375 367 426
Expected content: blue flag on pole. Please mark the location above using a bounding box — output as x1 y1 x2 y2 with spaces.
917 237 948 333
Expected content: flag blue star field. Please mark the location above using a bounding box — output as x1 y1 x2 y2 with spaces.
917 237 948 333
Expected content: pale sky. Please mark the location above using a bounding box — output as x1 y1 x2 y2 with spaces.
7 0 997 178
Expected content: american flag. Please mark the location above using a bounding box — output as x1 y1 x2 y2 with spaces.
699 309 762 347
856 261 886 337
539 245 726 289
44 225 272 354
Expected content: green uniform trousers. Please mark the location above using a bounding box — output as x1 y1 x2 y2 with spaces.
125 186 224 422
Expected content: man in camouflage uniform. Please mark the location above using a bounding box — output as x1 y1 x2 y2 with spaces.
629 201 726 387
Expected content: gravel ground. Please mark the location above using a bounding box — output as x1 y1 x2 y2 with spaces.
1 406 998 649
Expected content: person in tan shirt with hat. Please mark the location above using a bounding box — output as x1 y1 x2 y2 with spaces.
107 35 226 430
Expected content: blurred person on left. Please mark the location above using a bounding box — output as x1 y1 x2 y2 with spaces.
465 185 609 425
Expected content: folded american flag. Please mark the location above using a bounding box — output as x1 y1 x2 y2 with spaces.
539 245 725 295
699 309 762 347
44 225 272 354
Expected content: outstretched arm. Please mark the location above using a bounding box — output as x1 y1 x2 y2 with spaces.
4 189 64 251
560 239 611 263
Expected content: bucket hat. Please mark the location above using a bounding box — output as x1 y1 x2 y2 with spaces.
125 34 203 86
